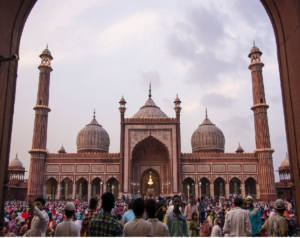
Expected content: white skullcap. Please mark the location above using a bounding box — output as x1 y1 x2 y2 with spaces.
65 202 75 211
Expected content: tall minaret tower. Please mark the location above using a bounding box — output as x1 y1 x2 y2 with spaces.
27 46 53 199
248 44 276 200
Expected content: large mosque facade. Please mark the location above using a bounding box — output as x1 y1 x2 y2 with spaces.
22 45 279 201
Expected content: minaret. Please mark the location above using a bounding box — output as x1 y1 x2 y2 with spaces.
27 46 53 199
248 44 276 200
119 95 127 196
174 94 182 193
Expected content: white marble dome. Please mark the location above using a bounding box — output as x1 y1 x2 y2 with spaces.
280 155 290 168
133 86 168 118
9 154 24 168
191 116 225 153
133 97 168 118
76 113 110 153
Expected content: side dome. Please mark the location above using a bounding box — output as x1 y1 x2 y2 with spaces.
132 85 168 118
9 154 24 168
76 111 110 153
39 44 53 59
280 153 290 168
191 111 225 153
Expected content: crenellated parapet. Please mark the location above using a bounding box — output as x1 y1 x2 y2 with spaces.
181 152 256 158
47 152 120 159
124 117 177 123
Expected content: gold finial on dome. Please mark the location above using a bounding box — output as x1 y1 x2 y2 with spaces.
93 108 96 119
205 108 208 118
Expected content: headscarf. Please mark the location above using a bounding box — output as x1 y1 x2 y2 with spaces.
200 220 212 237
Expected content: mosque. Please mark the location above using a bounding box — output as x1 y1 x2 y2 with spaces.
5 45 292 201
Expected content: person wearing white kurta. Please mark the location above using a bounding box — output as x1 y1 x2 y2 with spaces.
223 198 252 237
211 224 223 237
54 218 80 237
28 198 49 237
30 206 49 237
147 218 169 237
54 202 80 237
123 218 153 237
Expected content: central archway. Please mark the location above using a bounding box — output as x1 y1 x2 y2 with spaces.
132 136 170 162
131 136 169 196
141 169 160 198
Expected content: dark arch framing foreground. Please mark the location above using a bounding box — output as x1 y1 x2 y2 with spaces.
0 0 300 234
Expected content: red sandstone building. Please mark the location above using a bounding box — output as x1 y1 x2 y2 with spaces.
276 153 293 200
17 45 281 201
5 155 28 201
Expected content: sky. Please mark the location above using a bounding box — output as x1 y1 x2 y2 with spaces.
10 0 287 182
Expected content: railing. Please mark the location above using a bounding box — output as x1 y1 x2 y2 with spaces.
47 152 120 158
181 152 256 158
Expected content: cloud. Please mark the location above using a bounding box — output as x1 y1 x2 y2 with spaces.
200 92 235 108
186 50 234 85
186 6 225 47
164 4 249 87
166 33 196 61
139 71 162 88
221 116 252 137
268 95 282 104
162 97 173 109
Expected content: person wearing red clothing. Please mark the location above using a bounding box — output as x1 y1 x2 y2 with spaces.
21 209 28 220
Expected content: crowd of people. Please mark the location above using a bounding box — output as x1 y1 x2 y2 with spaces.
3 193 297 237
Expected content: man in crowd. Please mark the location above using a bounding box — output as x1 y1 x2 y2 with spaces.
211 220 223 237
80 197 98 236
89 192 122 236
28 197 49 237
145 199 168 237
121 199 135 227
198 196 206 224
123 198 153 236
166 195 189 237
259 199 288 236
246 196 262 236
54 202 80 236
223 198 252 237
157 196 165 211
184 195 198 236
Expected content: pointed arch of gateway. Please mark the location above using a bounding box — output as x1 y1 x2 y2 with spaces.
183 177 195 198
45 177 58 199
131 136 170 161
141 168 160 198
131 136 170 197
229 177 241 195
199 177 210 198
91 177 104 199
107 177 119 199
76 177 88 200
214 177 226 197
61 177 73 200
245 177 257 198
